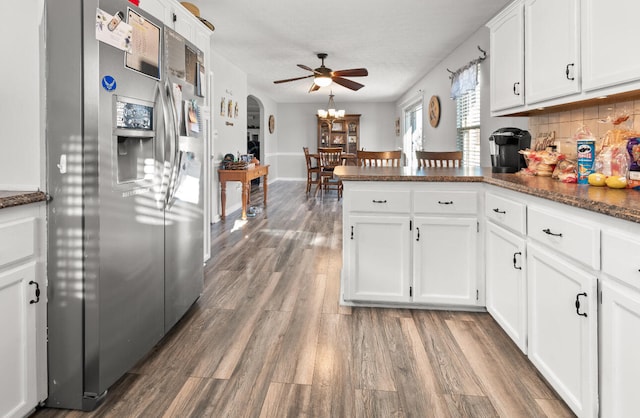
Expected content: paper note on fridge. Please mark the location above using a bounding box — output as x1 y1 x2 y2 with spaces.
184 101 200 134
96 9 133 53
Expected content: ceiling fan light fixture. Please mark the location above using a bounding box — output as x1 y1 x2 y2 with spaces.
314 75 332 87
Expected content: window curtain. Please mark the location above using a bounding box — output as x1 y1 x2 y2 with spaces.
450 63 478 100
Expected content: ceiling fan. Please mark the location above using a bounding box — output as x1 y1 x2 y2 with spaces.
273 53 368 92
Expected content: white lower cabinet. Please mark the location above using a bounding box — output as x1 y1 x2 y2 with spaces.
347 215 411 303
485 221 527 353
600 279 640 418
0 263 38 418
527 242 598 418
342 182 480 308
413 216 478 305
0 204 46 418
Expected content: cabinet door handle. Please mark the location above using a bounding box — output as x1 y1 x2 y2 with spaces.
372 199 387 204
350 226 354 240
438 200 453 205
565 63 575 81
542 228 562 237
513 82 521 96
416 227 420 241
29 280 40 304
493 208 506 214
512 252 522 270
575 292 588 317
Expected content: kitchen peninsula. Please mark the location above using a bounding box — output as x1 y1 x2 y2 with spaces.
334 165 640 418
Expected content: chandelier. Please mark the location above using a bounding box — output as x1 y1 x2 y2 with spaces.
317 91 345 120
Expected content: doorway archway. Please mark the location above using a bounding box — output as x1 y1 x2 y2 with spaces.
247 95 264 163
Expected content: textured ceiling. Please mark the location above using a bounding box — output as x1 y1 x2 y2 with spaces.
194 0 511 104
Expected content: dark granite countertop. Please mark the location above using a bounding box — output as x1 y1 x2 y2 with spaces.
0 191 47 210
334 166 640 223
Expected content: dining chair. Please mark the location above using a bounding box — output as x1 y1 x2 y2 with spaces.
416 150 463 168
317 147 343 198
303 147 320 196
357 150 402 167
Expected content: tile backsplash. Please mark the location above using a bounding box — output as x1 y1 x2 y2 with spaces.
528 99 640 143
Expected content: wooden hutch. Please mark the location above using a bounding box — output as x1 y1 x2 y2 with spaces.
317 114 360 154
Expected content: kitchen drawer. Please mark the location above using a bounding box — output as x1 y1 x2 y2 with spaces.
413 191 477 215
349 189 411 214
485 192 526 235
528 206 600 270
0 217 36 268
602 230 640 290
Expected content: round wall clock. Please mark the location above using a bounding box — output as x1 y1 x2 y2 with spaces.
268 115 275 133
428 95 441 128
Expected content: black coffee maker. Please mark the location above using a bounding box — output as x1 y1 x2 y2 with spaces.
489 128 531 173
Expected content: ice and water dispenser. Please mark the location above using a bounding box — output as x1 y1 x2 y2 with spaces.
489 128 531 173
114 97 155 183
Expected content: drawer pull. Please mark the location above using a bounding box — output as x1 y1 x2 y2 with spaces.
372 199 387 204
493 208 506 214
438 201 454 205
512 252 522 270
542 228 563 237
29 280 40 304
575 292 588 317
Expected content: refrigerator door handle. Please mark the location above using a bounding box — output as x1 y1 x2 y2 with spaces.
165 81 181 208
163 82 179 206
156 82 171 209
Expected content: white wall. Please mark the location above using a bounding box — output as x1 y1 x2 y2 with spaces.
0 0 45 190
396 26 528 167
211 50 248 216
275 101 396 180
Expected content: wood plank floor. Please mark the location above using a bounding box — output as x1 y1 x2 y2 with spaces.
32 181 575 418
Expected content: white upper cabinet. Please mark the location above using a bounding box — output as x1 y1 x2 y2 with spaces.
488 1 525 111
582 0 640 91
525 0 581 104
139 0 210 47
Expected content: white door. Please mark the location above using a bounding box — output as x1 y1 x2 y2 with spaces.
485 222 527 353
600 279 640 418
413 216 478 306
0 263 37 418
346 215 411 302
525 0 580 104
582 0 640 91
489 2 525 111
527 243 598 418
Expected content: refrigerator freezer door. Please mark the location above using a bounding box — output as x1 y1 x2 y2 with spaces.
87 6 166 399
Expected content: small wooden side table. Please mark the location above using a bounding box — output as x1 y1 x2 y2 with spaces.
218 165 269 220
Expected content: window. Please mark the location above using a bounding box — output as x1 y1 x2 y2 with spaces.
456 65 481 167
403 100 423 168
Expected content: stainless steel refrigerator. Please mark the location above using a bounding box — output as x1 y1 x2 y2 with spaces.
45 0 204 410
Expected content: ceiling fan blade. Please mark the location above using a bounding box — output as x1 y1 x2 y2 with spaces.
273 74 314 84
332 68 368 77
308 83 321 93
297 64 319 74
332 76 365 91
